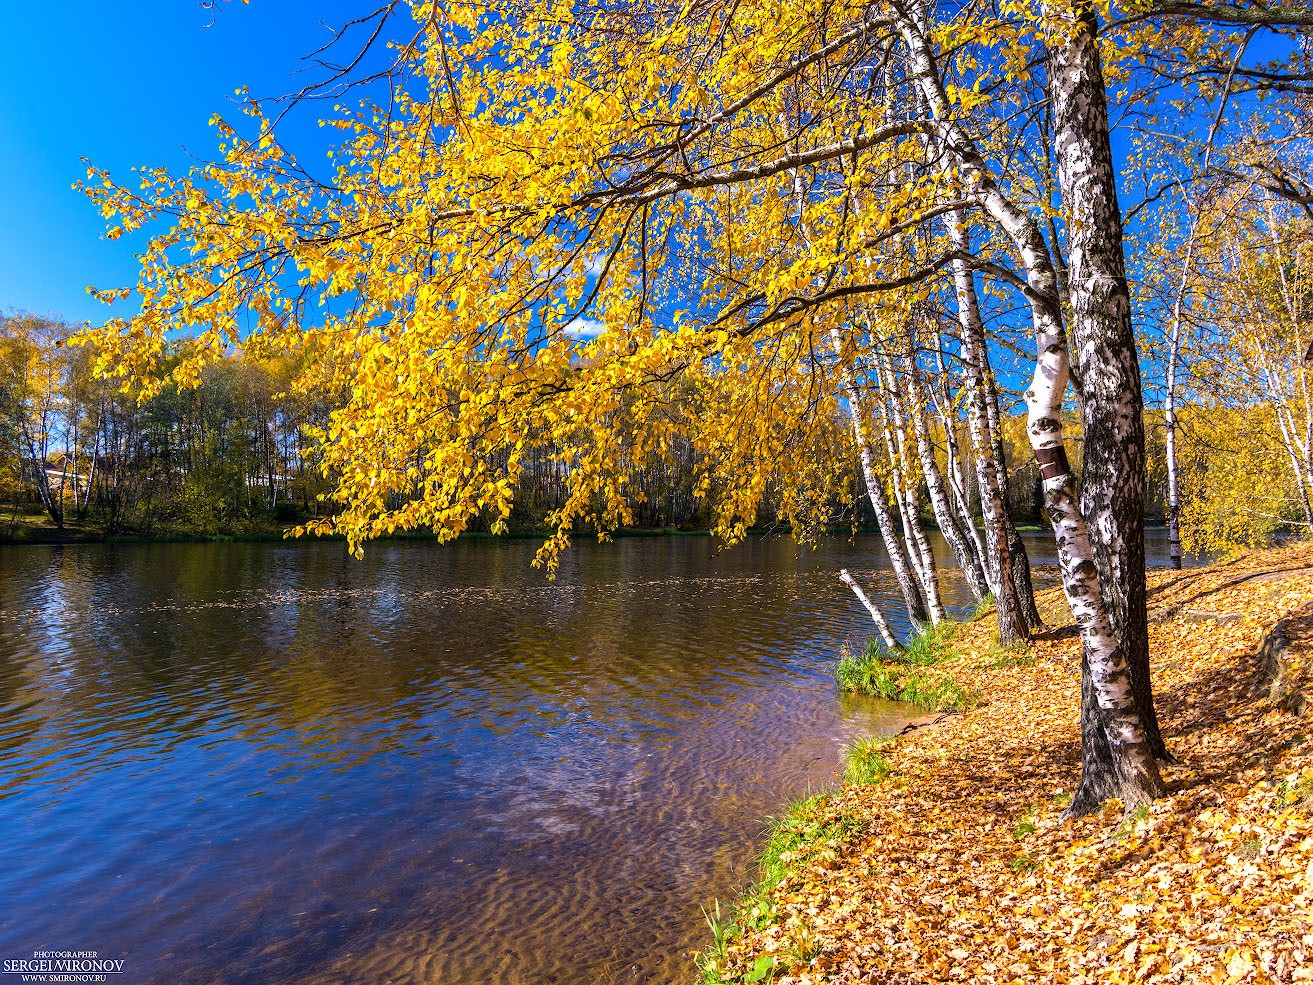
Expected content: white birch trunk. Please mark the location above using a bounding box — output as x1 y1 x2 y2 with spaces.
929 340 991 580
1043 0 1171 786
944 208 1028 643
877 352 946 624
876 380 928 594
1163 45 1244 570
1025 304 1164 812
839 569 899 650
897 5 1165 810
1260 352 1313 530
897 339 990 601
1261 196 1313 531
798 168 930 630
830 329 930 628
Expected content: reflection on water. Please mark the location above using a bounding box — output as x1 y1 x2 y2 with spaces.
0 530 1180 983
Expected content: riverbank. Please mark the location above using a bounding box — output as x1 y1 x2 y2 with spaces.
0 516 719 546
0 516 884 548
700 540 1313 984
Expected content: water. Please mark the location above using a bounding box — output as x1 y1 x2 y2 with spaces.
0 530 1181 983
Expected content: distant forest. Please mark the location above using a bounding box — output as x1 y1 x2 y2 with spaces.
8 309 1296 546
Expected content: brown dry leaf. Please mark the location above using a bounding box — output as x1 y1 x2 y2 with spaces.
702 540 1313 984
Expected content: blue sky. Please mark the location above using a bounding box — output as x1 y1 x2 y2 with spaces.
1 5 1288 334
0 1 378 325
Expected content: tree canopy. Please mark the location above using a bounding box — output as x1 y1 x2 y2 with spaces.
69 0 1313 813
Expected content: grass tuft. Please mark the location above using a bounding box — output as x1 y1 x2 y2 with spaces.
834 624 979 711
1011 854 1041 874
898 620 962 665
969 592 996 621
695 792 861 981
844 735 895 786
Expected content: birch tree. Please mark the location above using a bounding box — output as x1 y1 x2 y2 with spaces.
1 314 78 528
75 0 1207 812
1179 194 1313 550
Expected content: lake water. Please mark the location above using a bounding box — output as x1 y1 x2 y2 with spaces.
0 530 1180 983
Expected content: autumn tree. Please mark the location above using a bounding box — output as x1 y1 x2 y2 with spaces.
0 313 82 528
80 0 1279 812
1178 192 1313 550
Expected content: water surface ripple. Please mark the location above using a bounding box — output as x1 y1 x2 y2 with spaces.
0 531 1179 983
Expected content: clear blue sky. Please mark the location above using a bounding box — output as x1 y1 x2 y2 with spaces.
0 1 372 326
0 5 1287 331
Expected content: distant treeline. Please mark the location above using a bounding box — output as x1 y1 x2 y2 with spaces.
1 312 1046 541
4 310 1297 546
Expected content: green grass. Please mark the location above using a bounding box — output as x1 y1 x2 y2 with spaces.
695 732 904 980
1011 854 1041 874
757 794 858 890
834 624 980 712
899 619 962 664
976 636 1035 670
1275 771 1313 810
1012 804 1039 839
695 791 866 982
697 901 735 984
969 592 996 621
844 735 895 786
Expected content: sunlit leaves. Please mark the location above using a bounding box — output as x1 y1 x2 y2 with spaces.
707 541 1313 984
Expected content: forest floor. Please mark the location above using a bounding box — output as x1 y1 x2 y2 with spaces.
701 539 1313 985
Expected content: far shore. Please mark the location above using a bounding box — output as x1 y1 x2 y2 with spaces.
0 514 1077 549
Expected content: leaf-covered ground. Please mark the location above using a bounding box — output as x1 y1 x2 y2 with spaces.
703 540 1313 984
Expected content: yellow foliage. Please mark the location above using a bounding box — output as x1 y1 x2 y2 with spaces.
68 0 1224 565
1178 406 1304 557
709 540 1313 984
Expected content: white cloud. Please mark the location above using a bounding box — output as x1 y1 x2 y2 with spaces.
563 317 606 340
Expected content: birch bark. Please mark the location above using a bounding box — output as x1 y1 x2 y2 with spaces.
830 328 930 628
928 338 991 580
800 173 932 630
981 355 1046 629
879 378 934 604
896 4 1165 811
878 352 947 624
944 210 1028 643
839 569 900 650
1163 39 1246 570
1043 0 1170 768
898 336 991 602
1256 210 1313 530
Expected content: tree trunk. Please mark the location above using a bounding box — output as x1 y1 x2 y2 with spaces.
878 357 946 624
898 338 991 602
981 352 1047 629
830 329 930 627
1028 310 1166 818
929 341 991 572
944 209 1028 644
913 42 1042 632
1164 344 1183 570
1044 0 1169 764
1007 522 1045 627
23 432 62 529
896 4 1165 812
1162 53 1241 571
840 568 900 650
